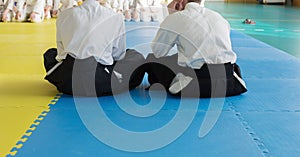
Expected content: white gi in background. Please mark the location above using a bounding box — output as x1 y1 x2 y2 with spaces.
121 0 144 21
141 0 204 22
0 0 15 22
122 0 170 22
52 0 79 17
44 0 53 19
139 0 168 22
15 0 45 22
98 0 112 8
139 0 204 22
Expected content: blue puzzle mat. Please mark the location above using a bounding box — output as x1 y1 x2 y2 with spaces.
10 23 300 157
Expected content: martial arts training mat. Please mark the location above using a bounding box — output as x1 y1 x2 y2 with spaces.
1 2 300 157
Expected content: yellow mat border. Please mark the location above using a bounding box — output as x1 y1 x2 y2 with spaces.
5 93 63 157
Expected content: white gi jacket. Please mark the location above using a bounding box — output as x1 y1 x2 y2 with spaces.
56 0 126 65
151 2 237 69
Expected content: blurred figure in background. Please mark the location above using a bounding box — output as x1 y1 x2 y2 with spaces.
15 0 45 22
52 0 82 17
1 0 16 22
44 0 53 19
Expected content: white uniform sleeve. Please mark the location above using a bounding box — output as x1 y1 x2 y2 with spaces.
16 0 26 11
117 0 124 10
33 0 44 13
62 0 74 9
112 17 126 61
53 0 60 10
151 27 177 58
46 0 53 6
56 18 64 61
6 0 15 10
